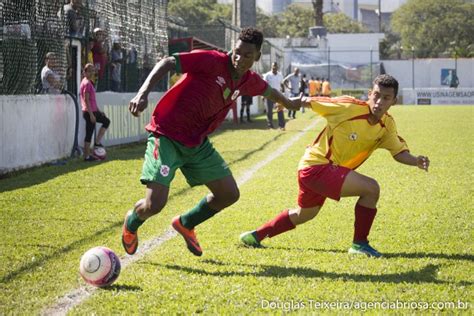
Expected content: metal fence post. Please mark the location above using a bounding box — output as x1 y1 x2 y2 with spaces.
327 46 331 81
411 46 415 89
370 47 373 83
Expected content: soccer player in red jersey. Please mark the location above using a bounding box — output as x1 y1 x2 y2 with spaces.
122 27 302 256
240 74 430 257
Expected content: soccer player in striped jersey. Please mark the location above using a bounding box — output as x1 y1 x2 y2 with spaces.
240 74 430 257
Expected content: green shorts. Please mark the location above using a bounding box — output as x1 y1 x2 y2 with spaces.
140 134 232 187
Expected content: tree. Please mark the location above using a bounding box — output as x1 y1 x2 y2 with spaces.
311 0 323 26
256 8 280 38
391 0 474 58
323 13 368 34
274 4 368 37
379 30 402 60
168 0 231 26
277 4 313 37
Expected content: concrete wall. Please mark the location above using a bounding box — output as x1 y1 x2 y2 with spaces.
78 92 163 147
1 91 255 174
381 59 474 90
326 33 385 63
0 92 163 174
402 88 474 105
1 95 76 174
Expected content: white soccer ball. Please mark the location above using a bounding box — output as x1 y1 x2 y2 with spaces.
79 246 121 287
93 147 106 160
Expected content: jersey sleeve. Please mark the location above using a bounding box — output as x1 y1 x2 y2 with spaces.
379 116 409 156
173 50 220 75
308 96 354 117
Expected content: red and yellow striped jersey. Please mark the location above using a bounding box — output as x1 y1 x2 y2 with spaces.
299 96 409 170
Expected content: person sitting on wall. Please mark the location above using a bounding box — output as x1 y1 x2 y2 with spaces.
41 52 63 94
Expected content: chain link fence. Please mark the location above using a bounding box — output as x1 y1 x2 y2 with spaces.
1 0 168 95
290 49 381 91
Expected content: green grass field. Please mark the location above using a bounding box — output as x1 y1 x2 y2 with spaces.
1 106 472 314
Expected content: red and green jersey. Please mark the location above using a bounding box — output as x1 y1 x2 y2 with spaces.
146 50 271 147
299 96 409 170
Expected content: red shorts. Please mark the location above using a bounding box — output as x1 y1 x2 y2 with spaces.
297 164 351 208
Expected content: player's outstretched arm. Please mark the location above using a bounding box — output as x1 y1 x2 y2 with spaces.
394 151 430 171
266 89 310 111
129 56 176 117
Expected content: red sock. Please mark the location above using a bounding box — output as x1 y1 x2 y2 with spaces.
353 203 377 243
256 210 295 241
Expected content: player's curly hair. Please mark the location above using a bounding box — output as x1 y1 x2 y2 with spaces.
373 74 399 97
239 27 264 51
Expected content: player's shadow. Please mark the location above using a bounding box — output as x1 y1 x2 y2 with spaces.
158 261 472 286
104 284 142 292
0 221 121 284
263 246 474 262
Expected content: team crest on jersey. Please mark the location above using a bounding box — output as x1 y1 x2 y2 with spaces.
160 165 170 177
231 90 240 100
349 132 358 141
216 76 226 87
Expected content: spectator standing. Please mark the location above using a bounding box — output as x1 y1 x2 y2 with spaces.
110 42 123 92
240 95 253 123
299 73 308 113
300 74 308 96
80 63 111 162
283 67 300 119
315 77 322 96
263 62 285 130
91 28 108 85
41 52 62 94
449 70 459 88
322 78 332 97
62 0 84 38
308 76 317 97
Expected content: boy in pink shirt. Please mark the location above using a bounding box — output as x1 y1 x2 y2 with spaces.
80 63 110 161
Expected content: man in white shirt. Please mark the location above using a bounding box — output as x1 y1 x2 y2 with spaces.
283 67 301 119
41 52 62 94
263 62 285 130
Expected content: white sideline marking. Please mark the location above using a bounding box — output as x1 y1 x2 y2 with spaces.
42 118 322 315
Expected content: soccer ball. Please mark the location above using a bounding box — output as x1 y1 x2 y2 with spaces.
93 147 106 160
79 246 121 287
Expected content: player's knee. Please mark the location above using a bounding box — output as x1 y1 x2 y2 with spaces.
226 187 240 205
366 179 380 201
300 207 319 223
216 187 240 208
306 208 319 221
145 197 167 215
